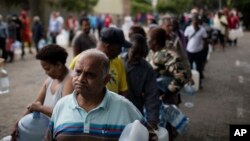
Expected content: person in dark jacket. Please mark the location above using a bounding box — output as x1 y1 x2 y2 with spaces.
32 16 43 54
12 14 24 58
121 34 160 130
0 14 8 60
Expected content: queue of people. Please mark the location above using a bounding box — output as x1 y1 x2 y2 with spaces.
2 6 243 141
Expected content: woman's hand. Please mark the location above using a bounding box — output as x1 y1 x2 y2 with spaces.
27 101 42 112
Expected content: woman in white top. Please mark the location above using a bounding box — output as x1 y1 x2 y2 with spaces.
11 44 74 140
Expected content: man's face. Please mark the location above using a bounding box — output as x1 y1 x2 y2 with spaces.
97 41 121 60
82 21 91 34
72 56 108 96
128 42 144 62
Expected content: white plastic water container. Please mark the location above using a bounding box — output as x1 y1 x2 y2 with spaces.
0 58 9 95
119 120 149 141
56 29 69 48
191 69 200 91
1 135 12 141
155 126 169 141
18 112 50 141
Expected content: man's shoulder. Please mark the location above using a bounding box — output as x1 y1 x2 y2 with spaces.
139 59 154 70
107 90 133 106
110 57 125 69
185 25 193 31
111 57 124 64
107 90 126 101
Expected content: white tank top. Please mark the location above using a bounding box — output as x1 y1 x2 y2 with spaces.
43 78 64 108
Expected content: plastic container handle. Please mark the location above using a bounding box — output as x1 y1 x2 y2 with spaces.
32 112 40 119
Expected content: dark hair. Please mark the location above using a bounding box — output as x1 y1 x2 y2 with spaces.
130 34 147 57
80 17 90 24
129 26 146 38
36 44 68 65
150 27 166 47
131 34 146 46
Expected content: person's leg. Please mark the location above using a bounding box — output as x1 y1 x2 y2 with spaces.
228 39 233 46
20 40 25 58
9 51 14 62
166 122 174 141
234 39 237 46
194 51 204 88
219 32 225 50
34 41 39 54
201 44 209 73
98 27 102 39
51 33 56 44
28 41 33 54
0 38 7 60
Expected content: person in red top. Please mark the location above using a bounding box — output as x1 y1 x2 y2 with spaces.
103 14 112 28
228 9 239 46
19 10 33 55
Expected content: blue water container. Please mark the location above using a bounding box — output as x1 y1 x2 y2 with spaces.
18 112 50 141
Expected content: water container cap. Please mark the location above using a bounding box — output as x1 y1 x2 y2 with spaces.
119 120 149 141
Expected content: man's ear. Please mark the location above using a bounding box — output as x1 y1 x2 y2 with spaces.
103 73 111 85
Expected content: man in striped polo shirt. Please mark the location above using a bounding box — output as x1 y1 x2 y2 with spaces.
45 49 144 141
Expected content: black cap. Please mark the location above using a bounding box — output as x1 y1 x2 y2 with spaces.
100 27 132 48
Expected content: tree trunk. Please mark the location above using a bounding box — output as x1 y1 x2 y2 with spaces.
29 0 46 25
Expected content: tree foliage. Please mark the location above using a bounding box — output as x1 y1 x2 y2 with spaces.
131 0 153 15
233 0 250 29
0 0 29 9
59 0 98 12
156 0 193 14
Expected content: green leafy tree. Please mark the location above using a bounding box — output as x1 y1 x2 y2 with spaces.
233 0 250 29
131 0 153 15
156 0 193 14
60 0 98 12
0 0 28 9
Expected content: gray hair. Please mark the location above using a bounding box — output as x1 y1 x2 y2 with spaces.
78 49 110 76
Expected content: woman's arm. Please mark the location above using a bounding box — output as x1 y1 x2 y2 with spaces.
27 78 52 116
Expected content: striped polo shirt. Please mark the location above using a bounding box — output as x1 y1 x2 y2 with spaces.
45 90 143 141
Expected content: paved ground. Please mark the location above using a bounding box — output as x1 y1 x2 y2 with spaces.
176 33 250 141
0 33 250 140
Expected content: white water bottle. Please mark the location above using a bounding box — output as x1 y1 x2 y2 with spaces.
0 58 9 95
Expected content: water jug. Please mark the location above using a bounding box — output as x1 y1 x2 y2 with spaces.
0 58 9 95
162 104 189 134
191 69 200 91
18 112 50 141
119 120 149 141
155 126 169 141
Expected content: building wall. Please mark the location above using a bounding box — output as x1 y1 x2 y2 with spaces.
94 0 131 26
